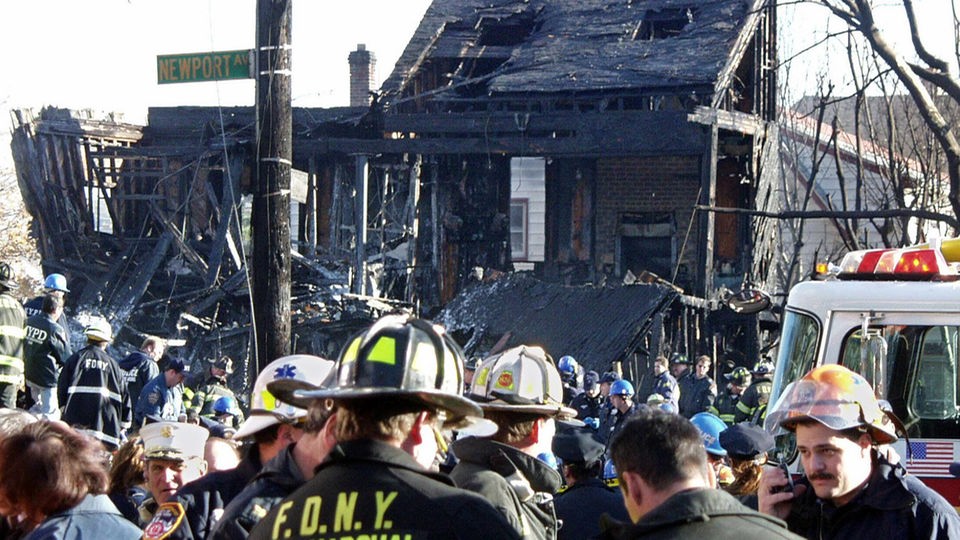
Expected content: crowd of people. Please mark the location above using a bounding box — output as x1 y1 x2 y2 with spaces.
0 268 957 539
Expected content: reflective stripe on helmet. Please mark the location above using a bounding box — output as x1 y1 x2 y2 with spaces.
367 336 396 364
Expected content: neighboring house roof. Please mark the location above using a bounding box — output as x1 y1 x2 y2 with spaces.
780 109 936 187
384 0 765 99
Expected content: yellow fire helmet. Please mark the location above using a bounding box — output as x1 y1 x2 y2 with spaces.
469 345 580 423
292 315 483 430
763 364 898 444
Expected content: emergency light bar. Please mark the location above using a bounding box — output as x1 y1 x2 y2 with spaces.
836 247 958 280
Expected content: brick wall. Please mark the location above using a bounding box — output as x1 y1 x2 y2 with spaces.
595 155 703 281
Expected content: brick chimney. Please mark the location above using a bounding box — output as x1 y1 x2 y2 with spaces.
348 44 376 107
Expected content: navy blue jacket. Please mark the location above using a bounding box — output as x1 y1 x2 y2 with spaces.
118 350 158 408
134 373 184 427
23 312 71 388
162 446 262 539
555 478 629 539
785 456 960 540
209 444 305 539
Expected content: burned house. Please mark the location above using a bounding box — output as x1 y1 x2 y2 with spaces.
10 0 779 386
313 0 780 371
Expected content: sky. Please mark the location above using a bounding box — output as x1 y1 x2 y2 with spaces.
0 0 432 166
0 0 955 168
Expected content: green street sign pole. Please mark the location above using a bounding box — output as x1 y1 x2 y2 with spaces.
157 49 254 84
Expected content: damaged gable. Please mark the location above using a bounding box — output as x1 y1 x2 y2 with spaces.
386 0 760 105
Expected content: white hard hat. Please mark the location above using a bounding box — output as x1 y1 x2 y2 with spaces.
234 355 335 440
84 317 113 343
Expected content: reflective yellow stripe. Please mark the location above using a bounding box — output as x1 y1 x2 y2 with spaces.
0 356 23 371
341 338 361 364
736 400 753 414
0 325 24 339
367 336 396 365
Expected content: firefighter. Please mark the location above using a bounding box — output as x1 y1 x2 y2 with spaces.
0 262 24 410
152 355 333 539
209 357 338 539
247 315 518 540
187 356 242 425
57 318 130 450
452 345 580 540
759 365 960 539
711 366 751 425
138 421 209 529
552 428 629 539
735 360 774 424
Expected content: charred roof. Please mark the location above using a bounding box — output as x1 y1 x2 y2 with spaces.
384 0 764 100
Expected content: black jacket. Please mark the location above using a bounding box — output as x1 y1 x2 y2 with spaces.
785 457 960 540
23 312 71 387
451 437 564 540
678 375 716 418
249 439 519 540
58 344 130 450
555 478 628 540
118 350 158 407
602 488 801 540
570 391 603 421
162 445 263 539
209 444 306 539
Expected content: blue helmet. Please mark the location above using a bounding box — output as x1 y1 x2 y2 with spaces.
690 412 728 457
43 273 69 293
213 396 241 417
603 458 619 486
609 379 635 397
558 355 578 376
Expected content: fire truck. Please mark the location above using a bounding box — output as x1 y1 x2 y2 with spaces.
769 238 960 506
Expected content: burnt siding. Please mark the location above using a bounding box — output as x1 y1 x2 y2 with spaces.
595 155 701 276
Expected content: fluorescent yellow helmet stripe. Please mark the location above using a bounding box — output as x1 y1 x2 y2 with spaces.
367 336 397 365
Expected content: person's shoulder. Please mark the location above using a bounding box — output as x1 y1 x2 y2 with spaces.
903 472 960 520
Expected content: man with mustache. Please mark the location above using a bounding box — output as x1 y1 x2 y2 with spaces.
758 365 960 539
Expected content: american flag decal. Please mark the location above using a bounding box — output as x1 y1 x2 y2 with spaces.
906 440 955 477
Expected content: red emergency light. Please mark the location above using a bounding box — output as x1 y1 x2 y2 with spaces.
837 247 957 280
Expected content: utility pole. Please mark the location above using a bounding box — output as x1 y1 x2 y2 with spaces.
253 0 292 372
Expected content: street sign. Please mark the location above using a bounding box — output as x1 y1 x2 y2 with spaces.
157 49 254 84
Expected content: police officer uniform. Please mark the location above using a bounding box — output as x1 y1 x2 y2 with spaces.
553 429 629 540
23 304 71 419
134 359 186 427
569 370 603 422
119 349 160 409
